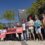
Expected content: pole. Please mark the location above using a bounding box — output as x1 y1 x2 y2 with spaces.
18 10 20 22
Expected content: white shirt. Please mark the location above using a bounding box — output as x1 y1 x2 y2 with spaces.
28 20 34 29
0 29 6 34
22 23 26 30
0 30 3 33
1 29 7 35
2 29 7 33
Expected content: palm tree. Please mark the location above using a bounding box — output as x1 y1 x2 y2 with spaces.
3 10 15 27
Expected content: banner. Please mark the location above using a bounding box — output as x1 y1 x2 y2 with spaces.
16 27 23 33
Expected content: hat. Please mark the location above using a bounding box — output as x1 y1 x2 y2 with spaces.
29 16 32 19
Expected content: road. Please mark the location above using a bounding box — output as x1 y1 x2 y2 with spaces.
0 41 45 45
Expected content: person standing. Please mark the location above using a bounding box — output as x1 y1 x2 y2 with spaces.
28 16 35 40
16 22 22 41
34 16 43 40
22 19 27 40
25 21 29 40
22 22 27 40
42 13 45 39
1 27 7 41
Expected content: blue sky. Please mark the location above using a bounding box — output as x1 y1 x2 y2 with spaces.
0 0 36 23
0 0 35 9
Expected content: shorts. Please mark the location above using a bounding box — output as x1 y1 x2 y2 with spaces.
35 27 41 34
28 29 34 33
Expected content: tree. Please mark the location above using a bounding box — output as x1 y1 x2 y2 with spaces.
27 0 45 15
4 10 15 20
3 10 15 27
0 24 4 29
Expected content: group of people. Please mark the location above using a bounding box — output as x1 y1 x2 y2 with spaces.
22 15 45 41
0 14 45 41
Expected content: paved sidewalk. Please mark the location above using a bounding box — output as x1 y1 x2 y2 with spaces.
26 41 45 45
0 41 45 45
0 41 21 45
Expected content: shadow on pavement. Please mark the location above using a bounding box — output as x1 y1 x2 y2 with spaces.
21 41 28 45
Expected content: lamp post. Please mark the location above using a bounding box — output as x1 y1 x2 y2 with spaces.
18 9 20 23
18 9 25 23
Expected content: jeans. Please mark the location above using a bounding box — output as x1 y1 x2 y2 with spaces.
23 31 27 40
26 29 29 39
